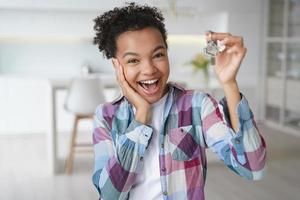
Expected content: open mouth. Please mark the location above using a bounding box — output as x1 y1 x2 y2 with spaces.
137 78 160 95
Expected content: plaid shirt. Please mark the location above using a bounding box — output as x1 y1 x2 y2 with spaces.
92 82 267 200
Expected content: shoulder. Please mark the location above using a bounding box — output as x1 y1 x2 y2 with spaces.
94 98 124 130
95 91 126 115
170 82 209 107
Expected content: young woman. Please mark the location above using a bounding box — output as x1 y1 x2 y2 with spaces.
92 3 266 200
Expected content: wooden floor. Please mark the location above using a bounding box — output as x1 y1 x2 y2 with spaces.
0 123 300 200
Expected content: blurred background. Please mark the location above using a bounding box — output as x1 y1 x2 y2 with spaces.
0 0 300 199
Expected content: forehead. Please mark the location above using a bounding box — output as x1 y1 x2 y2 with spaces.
116 27 166 55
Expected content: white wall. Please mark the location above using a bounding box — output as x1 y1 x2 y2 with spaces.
0 0 264 134
0 76 48 134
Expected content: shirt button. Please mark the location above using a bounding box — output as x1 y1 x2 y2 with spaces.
163 191 168 196
161 143 164 148
180 128 184 133
235 139 240 144
161 167 166 172
140 157 144 161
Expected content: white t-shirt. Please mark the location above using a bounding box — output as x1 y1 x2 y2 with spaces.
129 93 168 200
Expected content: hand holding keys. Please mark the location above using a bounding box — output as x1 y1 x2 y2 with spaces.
201 31 247 84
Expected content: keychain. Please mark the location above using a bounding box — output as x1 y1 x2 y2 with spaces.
203 31 226 65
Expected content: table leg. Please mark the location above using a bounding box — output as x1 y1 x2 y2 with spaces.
47 85 58 175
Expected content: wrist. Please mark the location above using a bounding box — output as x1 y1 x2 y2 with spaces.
222 80 238 89
135 108 150 124
222 81 241 101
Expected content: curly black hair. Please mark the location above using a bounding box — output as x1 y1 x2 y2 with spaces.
93 2 168 59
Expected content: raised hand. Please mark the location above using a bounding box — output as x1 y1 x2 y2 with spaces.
112 58 151 124
205 32 247 85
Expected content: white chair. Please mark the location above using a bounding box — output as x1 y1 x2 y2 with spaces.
64 76 105 174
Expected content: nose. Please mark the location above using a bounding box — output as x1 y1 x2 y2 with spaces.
141 60 157 75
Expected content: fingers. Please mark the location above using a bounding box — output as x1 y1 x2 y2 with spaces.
112 59 124 83
205 31 244 47
112 58 124 87
225 44 247 57
116 62 128 87
112 59 121 83
112 58 118 69
112 58 133 96
204 31 231 41
220 35 244 47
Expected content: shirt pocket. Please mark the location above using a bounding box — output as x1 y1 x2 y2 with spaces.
168 125 200 161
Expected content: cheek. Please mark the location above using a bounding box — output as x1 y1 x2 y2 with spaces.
165 65 170 76
124 68 139 86
159 62 170 78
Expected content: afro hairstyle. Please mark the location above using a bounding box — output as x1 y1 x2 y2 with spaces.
93 2 168 59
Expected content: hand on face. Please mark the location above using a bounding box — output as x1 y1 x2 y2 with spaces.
112 58 151 123
205 32 247 85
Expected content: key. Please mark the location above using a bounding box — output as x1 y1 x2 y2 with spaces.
203 40 219 57
203 31 226 65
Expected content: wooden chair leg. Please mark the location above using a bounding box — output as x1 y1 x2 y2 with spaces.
66 116 79 174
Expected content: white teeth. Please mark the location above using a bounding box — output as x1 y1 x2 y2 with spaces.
139 79 158 84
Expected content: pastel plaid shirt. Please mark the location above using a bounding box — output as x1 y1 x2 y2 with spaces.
92 82 267 200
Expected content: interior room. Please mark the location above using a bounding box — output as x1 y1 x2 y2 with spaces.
0 0 299 199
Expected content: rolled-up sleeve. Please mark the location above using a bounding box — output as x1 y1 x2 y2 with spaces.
92 104 153 200
201 93 267 180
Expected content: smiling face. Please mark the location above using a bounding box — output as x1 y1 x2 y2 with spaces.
114 27 170 104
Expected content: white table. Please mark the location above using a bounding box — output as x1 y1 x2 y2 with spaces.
47 74 118 175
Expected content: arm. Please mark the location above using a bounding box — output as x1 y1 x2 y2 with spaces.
92 53 152 199
205 31 247 133
200 92 266 180
201 31 266 180
92 104 153 200
222 81 241 133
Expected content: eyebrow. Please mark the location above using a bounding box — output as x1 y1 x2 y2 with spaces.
122 45 166 58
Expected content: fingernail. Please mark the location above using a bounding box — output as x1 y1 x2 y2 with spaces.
204 30 212 35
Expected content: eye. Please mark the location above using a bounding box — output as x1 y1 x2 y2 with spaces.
154 53 165 58
127 58 139 64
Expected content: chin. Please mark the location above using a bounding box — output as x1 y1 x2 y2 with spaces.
144 87 167 104
145 96 161 104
